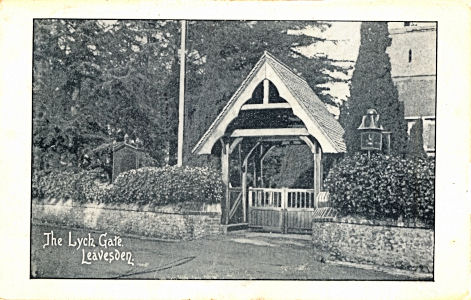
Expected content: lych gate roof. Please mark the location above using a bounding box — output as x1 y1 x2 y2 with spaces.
268 54 346 152
192 51 346 154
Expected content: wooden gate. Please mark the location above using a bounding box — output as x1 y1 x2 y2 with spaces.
248 187 318 233
228 187 244 224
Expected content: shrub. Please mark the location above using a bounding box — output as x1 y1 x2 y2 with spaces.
324 153 435 226
32 169 109 203
106 166 224 206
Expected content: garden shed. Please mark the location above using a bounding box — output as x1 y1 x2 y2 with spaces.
193 51 346 233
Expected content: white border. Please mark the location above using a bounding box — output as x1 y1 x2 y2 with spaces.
0 0 470 299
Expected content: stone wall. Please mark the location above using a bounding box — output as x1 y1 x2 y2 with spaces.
32 199 224 240
312 218 434 273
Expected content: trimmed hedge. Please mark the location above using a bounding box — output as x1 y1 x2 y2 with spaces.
106 166 224 206
33 166 224 207
32 169 109 203
324 153 435 226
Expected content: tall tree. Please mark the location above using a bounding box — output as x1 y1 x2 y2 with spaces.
183 21 350 165
33 19 180 179
406 119 427 158
340 22 407 155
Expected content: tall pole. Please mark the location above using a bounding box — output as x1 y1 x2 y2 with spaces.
177 20 186 167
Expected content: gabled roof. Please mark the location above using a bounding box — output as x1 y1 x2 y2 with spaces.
113 141 143 152
192 51 346 154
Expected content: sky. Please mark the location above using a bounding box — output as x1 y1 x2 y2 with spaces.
301 22 362 103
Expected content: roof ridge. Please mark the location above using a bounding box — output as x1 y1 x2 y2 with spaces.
263 51 310 85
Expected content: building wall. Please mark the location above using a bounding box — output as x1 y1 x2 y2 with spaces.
388 22 436 155
387 23 436 78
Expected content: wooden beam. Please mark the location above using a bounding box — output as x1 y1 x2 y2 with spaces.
240 103 291 111
260 144 276 162
299 136 316 153
229 137 243 155
243 142 261 166
231 128 309 137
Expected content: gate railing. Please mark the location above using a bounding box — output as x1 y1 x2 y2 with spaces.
249 187 283 209
248 187 322 209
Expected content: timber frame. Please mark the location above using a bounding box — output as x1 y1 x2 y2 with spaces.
192 51 346 226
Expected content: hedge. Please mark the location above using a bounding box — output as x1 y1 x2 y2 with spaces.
33 166 224 206
105 166 224 206
32 169 109 204
324 153 435 226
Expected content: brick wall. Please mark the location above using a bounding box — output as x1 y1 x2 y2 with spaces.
32 199 224 240
312 218 434 273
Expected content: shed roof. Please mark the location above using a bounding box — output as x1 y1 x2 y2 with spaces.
192 51 346 154
113 141 143 152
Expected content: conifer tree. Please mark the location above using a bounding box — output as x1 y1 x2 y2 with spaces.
340 22 407 155
407 118 427 158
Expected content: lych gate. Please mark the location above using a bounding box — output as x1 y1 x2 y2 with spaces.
192 51 346 233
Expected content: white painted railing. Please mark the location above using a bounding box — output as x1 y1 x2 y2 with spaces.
249 187 284 209
248 187 322 209
286 189 317 209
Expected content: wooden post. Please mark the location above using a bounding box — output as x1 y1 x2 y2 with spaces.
313 142 322 208
242 160 247 223
282 187 288 233
259 158 264 188
248 187 252 224
258 144 263 187
221 141 230 225
252 156 256 188
263 79 269 104
241 142 260 224
177 20 186 167
238 143 243 186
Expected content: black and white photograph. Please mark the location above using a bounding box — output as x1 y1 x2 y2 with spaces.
0 1 470 299
30 19 436 280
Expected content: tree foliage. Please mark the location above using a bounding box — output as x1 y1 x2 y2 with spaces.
33 19 180 179
340 22 408 155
